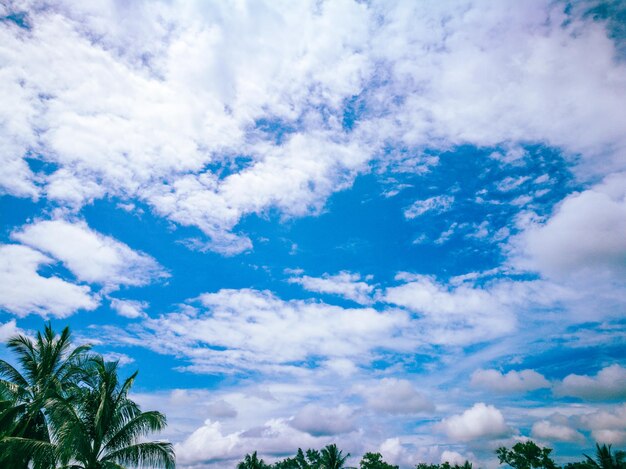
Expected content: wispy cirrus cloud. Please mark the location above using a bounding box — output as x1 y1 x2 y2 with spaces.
554 364 626 401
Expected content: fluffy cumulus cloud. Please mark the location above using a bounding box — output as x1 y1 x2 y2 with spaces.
2 1 626 467
0 244 98 317
438 403 511 442
109 298 149 319
174 420 241 465
512 173 626 285
384 274 522 346
554 364 626 401
531 419 585 443
0 319 20 342
12 219 168 289
0 0 374 253
174 417 335 467
1 0 625 253
290 404 356 436
440 451 474 466
471 369 550 393
579 404 626 445
288 271 375 305
354 378 434 415
115 288 413 374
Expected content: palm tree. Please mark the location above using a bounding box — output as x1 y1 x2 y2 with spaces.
238 451 271 469
320 444 350 469
48 356 175 469
0 323 91 468
584 444 626 469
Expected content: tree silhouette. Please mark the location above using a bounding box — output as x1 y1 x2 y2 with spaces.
0 323 90 468
584 444 626 469
48 356 175 469
238 451 271 469
360 452 398 469
496 441 557 469
320 444 350 469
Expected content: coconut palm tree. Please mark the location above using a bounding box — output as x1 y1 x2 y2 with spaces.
48 355 175 469
584 444 626 469
320 444 350 469
0 323 91 468
238 451 271 469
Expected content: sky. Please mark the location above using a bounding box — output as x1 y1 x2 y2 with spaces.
1 0 626 468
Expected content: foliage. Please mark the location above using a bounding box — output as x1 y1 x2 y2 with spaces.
584 444 626 469
564 462 591 469
0 323 90 468
0 323 174 469
274 448 322 469
239 451 272 469
360 452 398 469
496 441 558 469
416 462 472 469
258 445 347 469
320 443 350 469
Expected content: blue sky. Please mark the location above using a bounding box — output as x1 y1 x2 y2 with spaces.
1 1 626 468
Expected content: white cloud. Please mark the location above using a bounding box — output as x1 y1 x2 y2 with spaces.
496 176 530 193
531 420 585 443
290 404 356 436
12 219 168 289
0 319 20 342
206 400 238 420
441 450 474 466
174 419 241 465
102 351 135 366
404 196 454 219
288 271 375 304
2 1 626 255
590 429 626 446
174 417 332 467
555 365 626 401
578 404 626 445
384 274 522 345
110 298 148 319
364 2 626 176
438 403 511 442
512 173 626 283
379 438 423 468
471 369 550 393
0 244 98 317
117 288 413 374
0 1 374 254
355 378 434 414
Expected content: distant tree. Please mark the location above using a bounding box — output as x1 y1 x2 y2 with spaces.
415 464 440 469
416 462 472 469
360 452 398 469
320 444 350 469
564 462 591 469
275 448 321 469
496 441 557 469
239 451 271 469
583 444 626 469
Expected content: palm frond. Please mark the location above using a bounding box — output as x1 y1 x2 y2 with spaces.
103 410 167 453
0 360 30 390
103 441 176 469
